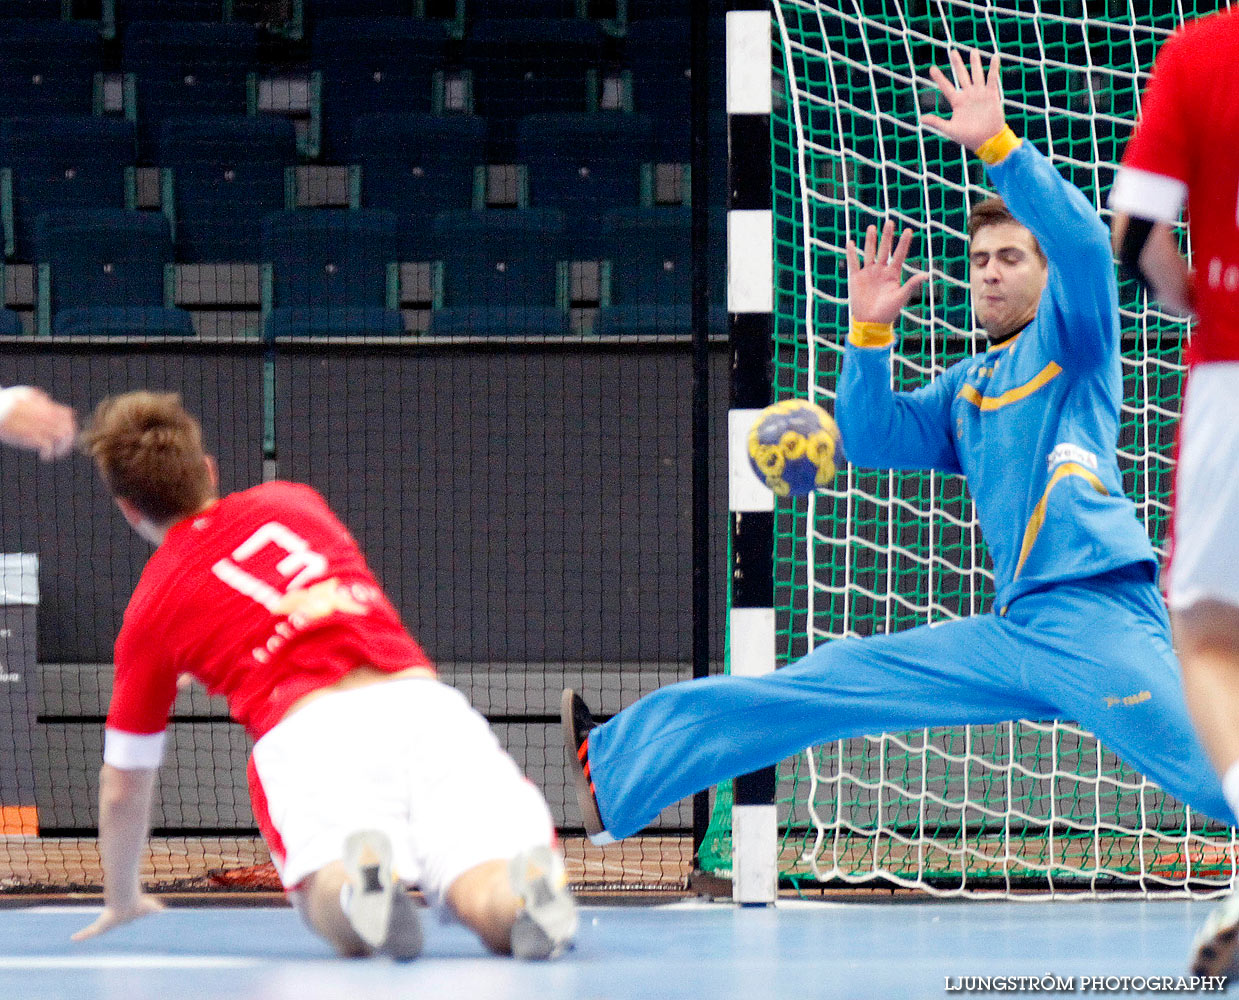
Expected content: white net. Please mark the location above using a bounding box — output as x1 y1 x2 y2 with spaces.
701 0 1237 897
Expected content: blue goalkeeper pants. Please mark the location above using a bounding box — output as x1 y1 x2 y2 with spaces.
588 563 1233 840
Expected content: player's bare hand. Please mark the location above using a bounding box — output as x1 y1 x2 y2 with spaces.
72 894 164 941
846 221 930 326
922 48 1006 153
0 387 77 460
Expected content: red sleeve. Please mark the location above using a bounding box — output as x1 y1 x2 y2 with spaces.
1121 31 1193 184
106 613 178 736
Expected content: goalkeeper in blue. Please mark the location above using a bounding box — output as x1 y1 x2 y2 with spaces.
562 49 1235 846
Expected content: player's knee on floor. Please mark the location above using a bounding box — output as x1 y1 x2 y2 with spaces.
445 849 577 959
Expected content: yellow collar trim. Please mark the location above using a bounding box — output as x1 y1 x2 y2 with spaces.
988 330 1023 353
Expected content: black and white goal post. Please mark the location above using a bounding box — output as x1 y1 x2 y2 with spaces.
725 3 777 905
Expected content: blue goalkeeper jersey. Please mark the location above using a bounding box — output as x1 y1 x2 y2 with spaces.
836 140 1157 613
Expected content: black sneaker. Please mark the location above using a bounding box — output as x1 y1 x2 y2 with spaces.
560 688 613 845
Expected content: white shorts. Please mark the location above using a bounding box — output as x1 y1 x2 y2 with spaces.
1167 362 1239 612
248 677 555 906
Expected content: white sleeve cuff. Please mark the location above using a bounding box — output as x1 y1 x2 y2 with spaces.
104 728 167 770
1108 166 1188 223
0 386 32 425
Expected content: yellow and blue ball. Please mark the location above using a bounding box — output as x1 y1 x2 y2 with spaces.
747 399 842 497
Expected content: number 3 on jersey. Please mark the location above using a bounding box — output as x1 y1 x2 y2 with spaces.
211 522 328 612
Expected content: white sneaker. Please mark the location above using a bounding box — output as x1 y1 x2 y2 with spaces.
1190 893 1239 975
508 845 578 960
379 890 423 962
343 830 422 960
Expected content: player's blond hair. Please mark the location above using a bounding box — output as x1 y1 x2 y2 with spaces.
80 391 214 523
967 196 1047 265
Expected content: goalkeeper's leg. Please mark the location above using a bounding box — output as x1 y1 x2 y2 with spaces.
1038 569 1232 827
1020 566 1235 973
569 613 1054 842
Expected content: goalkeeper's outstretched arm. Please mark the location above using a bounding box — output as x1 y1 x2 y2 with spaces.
835 221 961 474
923 48 1120 368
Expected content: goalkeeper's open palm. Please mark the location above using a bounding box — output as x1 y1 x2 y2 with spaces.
846 221 929 326
922 48 1005 153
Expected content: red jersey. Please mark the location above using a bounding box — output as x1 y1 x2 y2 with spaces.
1111 8 1239 366
106 481 433 742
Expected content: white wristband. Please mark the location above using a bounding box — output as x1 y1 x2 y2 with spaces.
0 385 32 426
104 728 167 770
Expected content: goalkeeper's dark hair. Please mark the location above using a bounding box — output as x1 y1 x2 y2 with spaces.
81 391 214 524
967 196 1046 264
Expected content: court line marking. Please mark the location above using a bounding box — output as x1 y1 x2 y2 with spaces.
656 899 849 910
23 906 104 914
0 956 263 969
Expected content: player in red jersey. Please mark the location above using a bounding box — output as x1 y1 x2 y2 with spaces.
1109 7 1239 976
70 391 577 961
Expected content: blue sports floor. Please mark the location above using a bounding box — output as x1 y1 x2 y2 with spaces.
0 899 1222 999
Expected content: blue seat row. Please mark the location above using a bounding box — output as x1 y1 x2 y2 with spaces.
353 111 677 236
0 17 712 156
18 205 715 339
88 0 717 36
0 111 696 264
0 114 296 263
267 205 723 338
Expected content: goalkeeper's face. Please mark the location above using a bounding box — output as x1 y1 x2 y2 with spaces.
968 222 1048 344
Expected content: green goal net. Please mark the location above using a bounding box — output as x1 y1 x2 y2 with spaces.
700 0 1237 896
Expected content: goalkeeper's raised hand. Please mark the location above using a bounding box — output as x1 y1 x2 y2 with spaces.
846 221 929 327
922 48 1005 153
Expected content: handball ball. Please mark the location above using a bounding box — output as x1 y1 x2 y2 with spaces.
747 399 842 497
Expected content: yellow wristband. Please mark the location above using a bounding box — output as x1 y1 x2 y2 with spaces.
849 319 895 348
976 126 1022 166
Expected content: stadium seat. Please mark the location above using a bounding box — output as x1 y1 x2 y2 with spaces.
593 206 724 337
464 19 603 141
104 0 227 36
311 17 450 163
624 0 690 19
293 0 453 43
348 112 486 234
624 17 724 162
33 209 195 337
0 257 22 333
516 113 652 224
156 115 297 263
625 18 690 122
108 0 226 18
122 21 260 162
0 116 136 262
0 20 102 118
304 0 414 19
0 303 21 335
261 209 405 337
0 0 65 18
428 208 569 336
469 0 580 17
